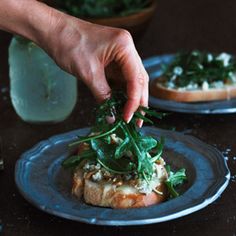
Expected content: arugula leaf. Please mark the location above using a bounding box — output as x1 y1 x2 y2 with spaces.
134 111 153 124
63 91 184 190
120 121 144 172
139 106 167 119
150 137 164 162
168 168 187 186
139 154 154 180
91 139 134 174
165 168 187 198
114 136 130 159
69 121 121 147
137 136 157 152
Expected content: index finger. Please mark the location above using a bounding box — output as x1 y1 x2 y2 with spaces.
114 43 149 122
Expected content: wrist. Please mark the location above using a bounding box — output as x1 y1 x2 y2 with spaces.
43 11 90 60
17 0 62 47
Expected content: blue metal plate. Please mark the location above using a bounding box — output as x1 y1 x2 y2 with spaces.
15 127 230 225
144 54 236 114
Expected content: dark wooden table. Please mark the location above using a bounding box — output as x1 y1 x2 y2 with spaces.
1 0 236 235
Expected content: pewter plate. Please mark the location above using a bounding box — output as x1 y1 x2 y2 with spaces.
15 127 230 226
144 54 236 114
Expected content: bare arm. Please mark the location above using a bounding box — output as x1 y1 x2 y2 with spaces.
0 0 149 124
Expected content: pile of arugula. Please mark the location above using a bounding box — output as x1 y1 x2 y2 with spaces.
163 50 236 88
62 92 186 198
55 0 151 18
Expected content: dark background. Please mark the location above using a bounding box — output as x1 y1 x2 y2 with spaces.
1 0 236 235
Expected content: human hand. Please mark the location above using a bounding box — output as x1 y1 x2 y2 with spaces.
42 11 149 125
0 0 149 125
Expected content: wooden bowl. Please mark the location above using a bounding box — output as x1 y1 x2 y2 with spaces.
43 0 157 41
83 0 157 40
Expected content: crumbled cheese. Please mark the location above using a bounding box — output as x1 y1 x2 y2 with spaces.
170 75 177 81
89 131 100 136
211 81 224 88
136 178 161 195
154 164 166 179
135 175 139 179
83 162 101 171
159 157 166 166
166 81 175 89
136 163 166 194
197 63 203 70
173 66 183 76
202 81 209 91
228 72 236 82
186 83 198 90
116 185 138 194
103 170 112 177
136 180 153 194
177 87 186 91
83 162 91 171
192 51 199 56
92 171 103 181
94 163 101 170
110 134 123 144
124 174 132 181
216 53 231 67
177 82 198 91
90 165 96 170
207 53 213 62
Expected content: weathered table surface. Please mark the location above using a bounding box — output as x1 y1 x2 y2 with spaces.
0 0 236 235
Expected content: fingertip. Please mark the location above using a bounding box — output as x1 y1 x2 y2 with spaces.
123 111 133 123
137 119 143 128
123 99 139 123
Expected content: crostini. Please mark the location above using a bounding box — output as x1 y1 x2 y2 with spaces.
62 92 187 209
72 142 168 208
150 51 236 102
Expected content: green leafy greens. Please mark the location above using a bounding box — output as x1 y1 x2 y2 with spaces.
55 0 151 18
62 91 186 197
163 50 236 88
165 166 187 198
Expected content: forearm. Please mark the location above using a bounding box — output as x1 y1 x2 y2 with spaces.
0 0 61 47
0 0 148 121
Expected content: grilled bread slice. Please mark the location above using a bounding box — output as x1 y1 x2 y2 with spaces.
72 166 168 209
150 76 236 102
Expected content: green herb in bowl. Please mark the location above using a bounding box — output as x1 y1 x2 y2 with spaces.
55 0 151 18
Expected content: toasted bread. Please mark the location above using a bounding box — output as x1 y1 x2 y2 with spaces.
150 76 236 102
70 132 169 209
72 167 168 209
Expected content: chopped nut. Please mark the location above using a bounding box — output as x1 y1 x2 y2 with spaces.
115 181 123 187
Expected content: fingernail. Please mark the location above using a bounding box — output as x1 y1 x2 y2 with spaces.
126 114 133 123
137 119 143 128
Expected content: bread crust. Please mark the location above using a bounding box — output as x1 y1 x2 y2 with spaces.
150 77 236 102
72 168 168 209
